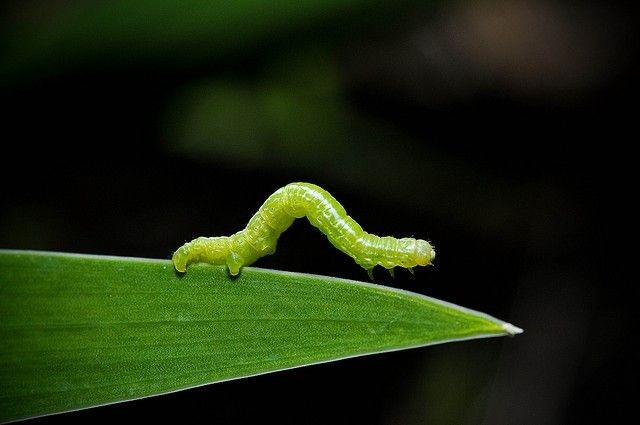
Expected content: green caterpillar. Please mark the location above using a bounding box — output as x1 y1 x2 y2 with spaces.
172 182 435 278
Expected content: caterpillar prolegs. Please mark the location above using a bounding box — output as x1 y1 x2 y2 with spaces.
172 182 435 278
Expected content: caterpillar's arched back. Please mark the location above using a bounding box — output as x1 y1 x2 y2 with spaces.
172 182 435 278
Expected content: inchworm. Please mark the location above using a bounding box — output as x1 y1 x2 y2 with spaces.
172 182 435 278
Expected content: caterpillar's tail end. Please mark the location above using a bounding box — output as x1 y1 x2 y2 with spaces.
415 240 436 267
172 246 189 273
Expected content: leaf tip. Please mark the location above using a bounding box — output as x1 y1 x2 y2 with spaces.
502 322 523 336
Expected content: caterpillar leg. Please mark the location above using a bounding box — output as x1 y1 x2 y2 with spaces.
226 252 244 276
366 268 375 281
227 264 241 276
388 268 395 279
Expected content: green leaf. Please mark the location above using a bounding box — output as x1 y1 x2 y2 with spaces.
0 250 521 423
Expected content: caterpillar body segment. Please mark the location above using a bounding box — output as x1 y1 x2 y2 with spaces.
172 182 435 277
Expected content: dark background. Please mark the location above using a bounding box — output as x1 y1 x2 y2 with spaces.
1 1 633 423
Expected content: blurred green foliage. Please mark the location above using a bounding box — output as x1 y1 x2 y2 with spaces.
1 0 417 82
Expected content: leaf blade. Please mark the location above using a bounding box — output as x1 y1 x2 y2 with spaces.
0 250 519 422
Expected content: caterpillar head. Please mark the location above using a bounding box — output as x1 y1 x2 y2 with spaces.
172 246 190 273
415 239 436 267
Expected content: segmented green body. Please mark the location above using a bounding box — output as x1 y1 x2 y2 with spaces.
172 182 435 276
